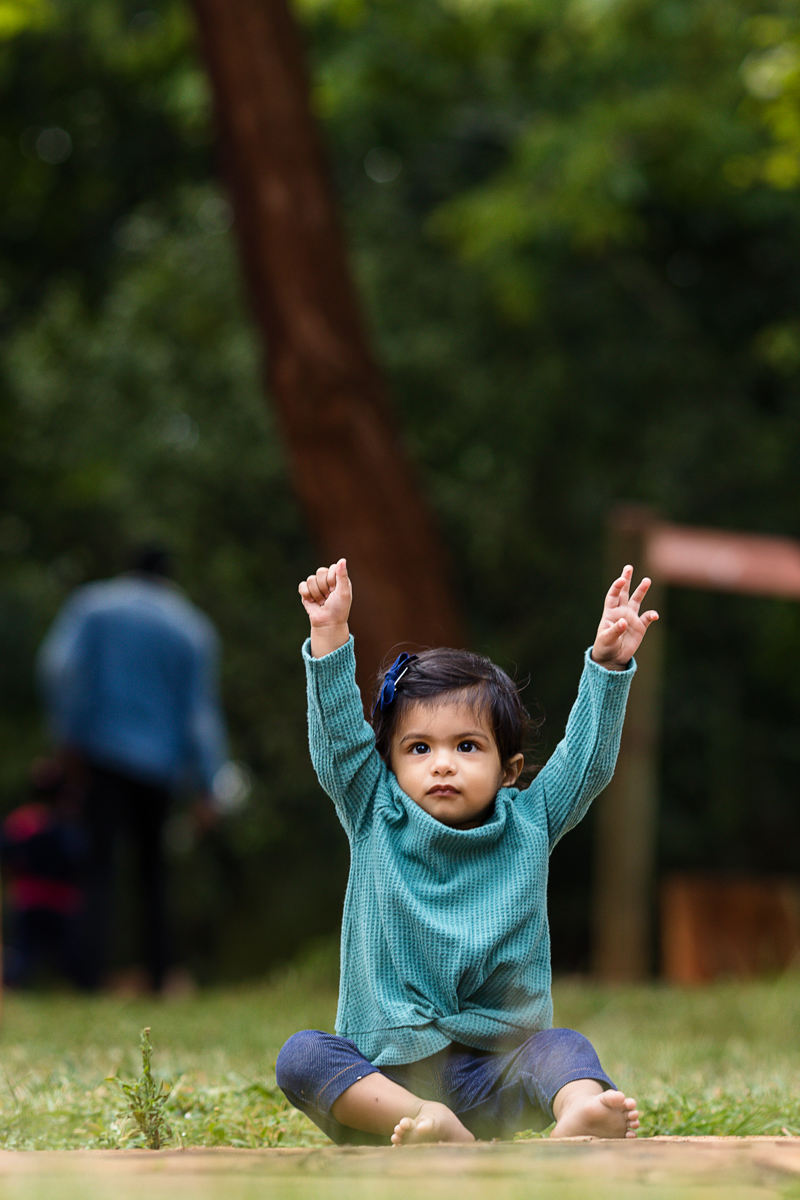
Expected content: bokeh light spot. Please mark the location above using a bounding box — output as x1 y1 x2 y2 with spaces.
364 147 402 184
35 127 73 165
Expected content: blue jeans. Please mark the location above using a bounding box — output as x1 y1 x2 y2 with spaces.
276 1028 616 1144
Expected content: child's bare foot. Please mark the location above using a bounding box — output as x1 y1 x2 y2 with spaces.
391 1101 475 1146
551 1087 639 1139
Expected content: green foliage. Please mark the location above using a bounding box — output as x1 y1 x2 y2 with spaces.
0 0 50 41
1 0 800 977
301 0 800 963
114 1027 173 1149
736 13 800 190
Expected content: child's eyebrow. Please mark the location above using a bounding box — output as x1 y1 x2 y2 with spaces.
398 728 490 744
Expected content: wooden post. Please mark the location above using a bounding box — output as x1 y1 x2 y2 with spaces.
591 505 664 981
590 510 800 981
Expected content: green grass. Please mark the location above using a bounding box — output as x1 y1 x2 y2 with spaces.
552 973 800 1138
1 947 799 1150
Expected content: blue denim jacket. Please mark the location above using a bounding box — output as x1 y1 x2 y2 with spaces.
38 574 227 792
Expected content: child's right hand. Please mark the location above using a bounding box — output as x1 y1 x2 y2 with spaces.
299 558 352 656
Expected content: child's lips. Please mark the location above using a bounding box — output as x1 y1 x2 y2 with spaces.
427 785 459 796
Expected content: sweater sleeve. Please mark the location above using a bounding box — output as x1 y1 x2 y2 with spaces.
303 636 385 839
519 648 635 850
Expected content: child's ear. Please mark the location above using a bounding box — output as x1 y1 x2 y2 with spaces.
502 754 524 787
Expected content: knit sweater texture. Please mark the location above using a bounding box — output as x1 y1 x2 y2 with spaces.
304 637 635 1067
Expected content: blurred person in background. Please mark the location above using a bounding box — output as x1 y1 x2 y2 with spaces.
37 545 228 993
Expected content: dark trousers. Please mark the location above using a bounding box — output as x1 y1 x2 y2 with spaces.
276 1028 616 1144
74 763 172 992
3 908 82 988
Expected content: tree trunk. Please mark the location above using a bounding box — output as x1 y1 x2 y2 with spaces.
189 0 462 690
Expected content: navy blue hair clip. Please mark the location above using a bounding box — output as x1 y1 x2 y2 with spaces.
373 653 418 717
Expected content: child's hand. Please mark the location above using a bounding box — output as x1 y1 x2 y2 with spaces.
299 558 352 657
592 565 658 670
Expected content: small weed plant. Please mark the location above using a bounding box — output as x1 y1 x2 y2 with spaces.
115 1027 173 1149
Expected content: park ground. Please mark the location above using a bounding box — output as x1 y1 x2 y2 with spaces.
1 946 800 1197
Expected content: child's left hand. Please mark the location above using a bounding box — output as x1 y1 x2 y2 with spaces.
592 565 658 670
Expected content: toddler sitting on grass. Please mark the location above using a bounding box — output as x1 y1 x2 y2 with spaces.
277 560 657 1145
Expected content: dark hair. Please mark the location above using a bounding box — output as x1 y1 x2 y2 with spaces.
130 543 172 578
370 647 533 769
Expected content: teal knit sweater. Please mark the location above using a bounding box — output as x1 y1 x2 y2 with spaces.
304 637 635 1067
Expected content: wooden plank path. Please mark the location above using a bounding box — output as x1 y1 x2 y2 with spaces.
0 1139 799 1200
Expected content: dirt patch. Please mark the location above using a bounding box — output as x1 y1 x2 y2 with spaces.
0 1138 798 1200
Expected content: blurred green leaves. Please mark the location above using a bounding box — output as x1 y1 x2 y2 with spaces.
0 0 51 41
737 14 800 189
1 0 800 977
0 0 212 319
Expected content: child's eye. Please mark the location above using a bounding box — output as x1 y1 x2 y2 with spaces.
409 742 429 755
458 740 478 753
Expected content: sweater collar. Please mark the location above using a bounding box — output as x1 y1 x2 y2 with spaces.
389 780 512 852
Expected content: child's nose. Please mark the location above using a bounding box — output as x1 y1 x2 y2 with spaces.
431 749 455 774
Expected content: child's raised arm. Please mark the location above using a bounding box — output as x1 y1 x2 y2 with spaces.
591 565 658 670
299 558 352 658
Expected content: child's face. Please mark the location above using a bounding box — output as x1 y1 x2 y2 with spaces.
388 695 523 830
